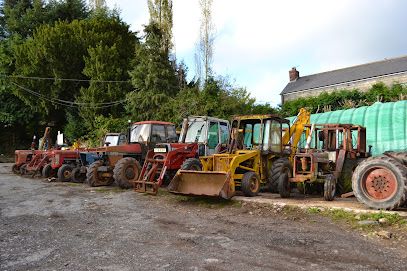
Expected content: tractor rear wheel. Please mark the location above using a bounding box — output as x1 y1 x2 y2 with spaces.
12 164 19 174
323 174 336 201
268 158 291 193
42 163 56 178
87 160 114 187
113 157 141 189
241 172 260 197
180 158 202 171
278 172 291 198
71 167 85 183
352 156 407 210
57 164 73 182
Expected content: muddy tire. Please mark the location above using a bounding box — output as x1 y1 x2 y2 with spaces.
87 160 114 187
352 155 407 210
57 164 73 182
113 157 141 189
278 172 290 198
323 174 336 201
12 164 20 174
268 158 291 193
42 163 55 178
385 151 407 166
71 167 85 183
180 158 202 171
241 172 260 197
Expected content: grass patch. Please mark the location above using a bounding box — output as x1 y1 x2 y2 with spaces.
65 183 82 187
93 187 125 193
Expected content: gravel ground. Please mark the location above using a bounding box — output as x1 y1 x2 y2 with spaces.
1 163 407 271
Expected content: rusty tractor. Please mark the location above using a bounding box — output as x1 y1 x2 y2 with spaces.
134 116 230 194
49 133 127 182
281 124 371 201
86 121 178 189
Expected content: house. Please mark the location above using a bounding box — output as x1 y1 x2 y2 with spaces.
280 55 407 104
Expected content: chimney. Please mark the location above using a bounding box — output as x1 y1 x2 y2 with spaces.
289 67 299 82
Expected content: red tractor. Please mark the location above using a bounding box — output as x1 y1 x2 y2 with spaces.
47 133 127 182
86 121 179 188
134 116 230 194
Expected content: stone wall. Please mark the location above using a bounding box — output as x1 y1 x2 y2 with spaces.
282 72 407 103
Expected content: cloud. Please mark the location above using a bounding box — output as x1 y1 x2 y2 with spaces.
106 0 407 104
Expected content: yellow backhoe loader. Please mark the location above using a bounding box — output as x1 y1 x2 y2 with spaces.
167 109 310 199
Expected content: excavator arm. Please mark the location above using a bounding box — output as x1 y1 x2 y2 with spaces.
282 108 311 162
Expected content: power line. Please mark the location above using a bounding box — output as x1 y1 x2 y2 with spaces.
1 74 132 84
10 82 126 108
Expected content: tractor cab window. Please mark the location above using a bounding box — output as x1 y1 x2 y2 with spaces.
208 122 219 149
166 126 178 142
243 122 262 149
104 135 119 146
220 122 229 144
151 125 166 142
184 120 207 143
130 124 151 143
118 134 127 145
263 120 282 152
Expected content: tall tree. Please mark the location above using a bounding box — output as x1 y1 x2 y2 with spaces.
147 0 173 55
195 0 214 85
126 22 179 121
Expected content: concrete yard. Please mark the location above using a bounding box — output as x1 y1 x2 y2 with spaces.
1 163 407 271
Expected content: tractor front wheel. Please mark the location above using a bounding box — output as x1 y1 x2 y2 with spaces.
113 157 141 189
352 156 407 210
323 174 336 201
241 172 260 197
87 160 114 187
71 167 86 183
57 164 73 182
42 163 56 178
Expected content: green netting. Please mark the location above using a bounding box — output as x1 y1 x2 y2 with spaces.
287 101 407 156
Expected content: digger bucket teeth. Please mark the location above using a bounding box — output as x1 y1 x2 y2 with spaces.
167 170 234 199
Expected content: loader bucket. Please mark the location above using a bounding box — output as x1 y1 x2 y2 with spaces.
168 170 235 199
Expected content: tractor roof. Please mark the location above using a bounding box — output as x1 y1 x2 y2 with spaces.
186 116 229 123
133 121 174 126
233 114 290 124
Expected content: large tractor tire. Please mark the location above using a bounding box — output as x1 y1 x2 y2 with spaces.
268 158 291 193
385 151 407 166
71 167 86 183
42 163 56 178
278 172 291 198
87 160 114 187
352 155 407 210
180 158 202 171
57 164 73 182
241 172 260 197
113 157 141 189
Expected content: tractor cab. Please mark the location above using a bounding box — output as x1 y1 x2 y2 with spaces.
103 133 127 147
178 116 230 156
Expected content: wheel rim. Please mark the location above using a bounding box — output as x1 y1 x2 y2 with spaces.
125 166 135 179
63 169 71 178
363 167 397 200
250 175 259 192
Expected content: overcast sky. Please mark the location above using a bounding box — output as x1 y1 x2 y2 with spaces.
105 0 407 105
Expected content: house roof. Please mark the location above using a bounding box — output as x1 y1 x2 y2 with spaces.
281 55 407 95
